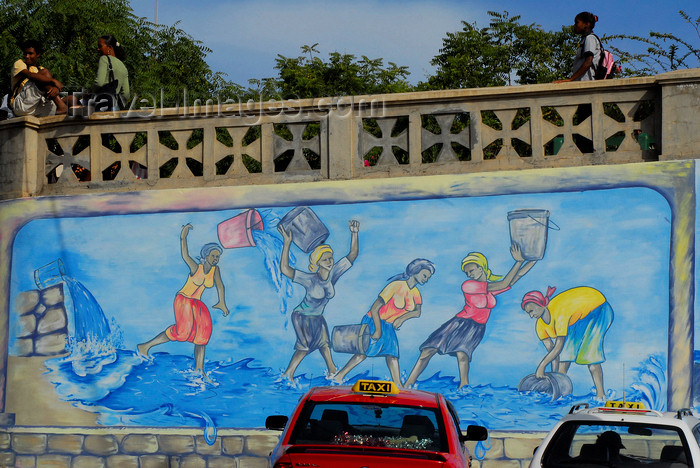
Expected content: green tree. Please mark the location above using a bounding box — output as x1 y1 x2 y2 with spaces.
0 0 238 106
135 22 230 104
272 43 412 99
421 11 578 89
1 0 142 92
604 10 700 76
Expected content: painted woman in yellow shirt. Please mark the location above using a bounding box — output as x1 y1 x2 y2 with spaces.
521 286 614 398
138 224 229 380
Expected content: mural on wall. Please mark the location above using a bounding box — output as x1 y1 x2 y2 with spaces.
4 163 683 435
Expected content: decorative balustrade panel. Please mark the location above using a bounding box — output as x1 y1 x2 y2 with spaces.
1 71 700 437
4 73 693 198
355 86 659 176
35 113 327 192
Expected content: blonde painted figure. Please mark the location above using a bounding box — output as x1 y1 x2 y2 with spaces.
405 244 535 388
278 220 360 382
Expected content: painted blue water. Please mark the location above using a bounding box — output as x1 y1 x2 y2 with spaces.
630 354 666 411
43 348 668 431
63 277 111 342
251 212 296 321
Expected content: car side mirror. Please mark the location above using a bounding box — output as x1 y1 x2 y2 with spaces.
461 424 488 442
265 415 289 431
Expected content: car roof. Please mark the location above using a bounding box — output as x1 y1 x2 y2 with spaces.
560 406 700 428
304 385 441 408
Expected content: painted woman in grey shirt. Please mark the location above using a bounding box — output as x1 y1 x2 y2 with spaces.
278 219 360 382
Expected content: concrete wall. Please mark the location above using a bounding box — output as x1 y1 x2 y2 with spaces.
0 427 544 468
0 427 278 468
0 160 695 459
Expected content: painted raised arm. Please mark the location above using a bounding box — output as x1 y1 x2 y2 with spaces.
277 225 295 280
180 224 198 275
347 219 360 263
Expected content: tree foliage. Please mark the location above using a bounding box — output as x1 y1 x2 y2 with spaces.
422 11 578 90
0 0 235 106
135 22 231 102
272 43 412 99
604 10 700 76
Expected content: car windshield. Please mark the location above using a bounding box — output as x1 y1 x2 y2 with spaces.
288 401 447 452
541 421 691 467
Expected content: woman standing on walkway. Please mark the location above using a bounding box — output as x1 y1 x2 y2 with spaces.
332 259 435 387
405 244 535 388
278 220 359 382
554 12 602 83
91 34 130 110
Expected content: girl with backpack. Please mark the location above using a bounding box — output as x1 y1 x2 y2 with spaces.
555 12 602 83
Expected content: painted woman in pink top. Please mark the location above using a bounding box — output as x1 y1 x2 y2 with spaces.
138 224 229 379
405 244 535 388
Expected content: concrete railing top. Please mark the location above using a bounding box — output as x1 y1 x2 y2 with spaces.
1 69 699 200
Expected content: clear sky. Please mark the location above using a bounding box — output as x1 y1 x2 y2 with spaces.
130 0 699 86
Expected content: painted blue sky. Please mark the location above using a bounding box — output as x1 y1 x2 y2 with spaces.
130 0 699 86
10 185 671 393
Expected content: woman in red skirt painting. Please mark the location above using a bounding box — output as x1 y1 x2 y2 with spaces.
138 223 229 380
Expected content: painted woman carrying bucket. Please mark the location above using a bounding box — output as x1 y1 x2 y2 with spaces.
405 244 536 389
333 259 435 387
277 219 360 382
521 286 613 399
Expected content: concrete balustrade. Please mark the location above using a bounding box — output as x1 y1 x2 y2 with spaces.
1 69 698 201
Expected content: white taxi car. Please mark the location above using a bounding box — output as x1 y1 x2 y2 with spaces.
530 401 700 467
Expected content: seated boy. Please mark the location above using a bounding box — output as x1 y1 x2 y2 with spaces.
10 40 73 116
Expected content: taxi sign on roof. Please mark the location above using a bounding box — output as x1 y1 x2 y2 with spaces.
351 380 399 395
604 400 645 410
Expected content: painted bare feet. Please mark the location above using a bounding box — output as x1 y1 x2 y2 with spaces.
330 373 345 384
281 372 295 383
136 343 149 357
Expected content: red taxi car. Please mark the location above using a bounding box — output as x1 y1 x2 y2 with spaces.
265 380 488 468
